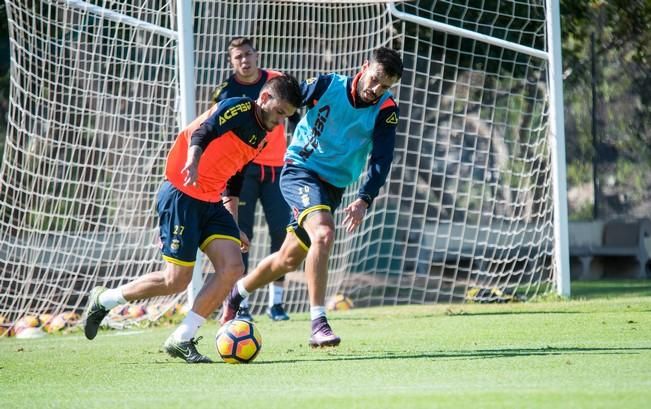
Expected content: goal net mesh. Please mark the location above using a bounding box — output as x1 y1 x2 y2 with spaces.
0 0 555 326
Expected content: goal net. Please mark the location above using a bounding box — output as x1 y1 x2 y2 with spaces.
0 0 562 328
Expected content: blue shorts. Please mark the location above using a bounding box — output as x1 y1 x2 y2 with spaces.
280 164 344 250
157 180 240 266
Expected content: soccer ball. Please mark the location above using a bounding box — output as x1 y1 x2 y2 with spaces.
13 315 41 336
215 319 262 364
48 312 80 332
39 313 54 332
127 304 147 319
0 314 8 336
108 305 130 322
327 294 354 311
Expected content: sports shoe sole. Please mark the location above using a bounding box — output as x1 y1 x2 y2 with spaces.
308 338 341 348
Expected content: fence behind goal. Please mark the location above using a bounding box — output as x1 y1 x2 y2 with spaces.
0 0 566 327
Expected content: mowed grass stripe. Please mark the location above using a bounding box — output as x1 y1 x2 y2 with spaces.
1 280 650 409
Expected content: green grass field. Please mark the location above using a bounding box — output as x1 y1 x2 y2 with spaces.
2 280 651 409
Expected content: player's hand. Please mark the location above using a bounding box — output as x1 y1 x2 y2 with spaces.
239 231 250 253
182 146 202 186
343 199 368 233
181 161 199 186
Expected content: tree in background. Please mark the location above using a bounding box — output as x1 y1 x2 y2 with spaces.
561 0 651 219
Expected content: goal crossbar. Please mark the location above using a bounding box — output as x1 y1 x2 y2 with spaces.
387 2 549 61
63 0 177 39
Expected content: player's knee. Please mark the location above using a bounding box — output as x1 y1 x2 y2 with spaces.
278 252 302 272
310 225 335 249
272 245 303 272
163 267 192 293
222 261 245 283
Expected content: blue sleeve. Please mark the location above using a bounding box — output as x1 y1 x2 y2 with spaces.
357 102 399 206
190 97 254 151
300 74 333 108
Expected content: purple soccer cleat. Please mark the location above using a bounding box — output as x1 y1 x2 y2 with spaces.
309 316 341 348
219 300 237 325
219 287 242 325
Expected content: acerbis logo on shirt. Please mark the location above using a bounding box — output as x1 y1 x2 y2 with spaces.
219 101 252 125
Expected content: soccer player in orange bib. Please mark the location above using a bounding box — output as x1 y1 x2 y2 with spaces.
212 37 297 322
83 75 301 363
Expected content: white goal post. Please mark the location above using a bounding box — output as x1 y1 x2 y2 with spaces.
0 0 569 329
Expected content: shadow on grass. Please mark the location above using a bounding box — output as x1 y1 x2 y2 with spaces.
441 310 582 317
147 345 651 366
250 345 651 365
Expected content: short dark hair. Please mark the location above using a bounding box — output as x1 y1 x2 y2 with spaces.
262 75 302 108
372 47 403 79
228 37 256 54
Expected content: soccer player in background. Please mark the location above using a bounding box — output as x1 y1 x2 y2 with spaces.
221 47 403 347
82 75 302 363
211 37 296 322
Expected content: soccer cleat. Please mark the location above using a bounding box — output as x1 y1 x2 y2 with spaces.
235 306 253 322
266 304 290 321
219 287 243 325
309 316 341 348
219 299 238 325
83 286 109 340
163 335 213 364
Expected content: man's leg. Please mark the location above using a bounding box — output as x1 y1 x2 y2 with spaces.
164 238 244 363
192 239 244 318
84 263 193 340
123 264 194 300
301 211 334 308
235 164 259 321
266 278 289 321
301 211 341 347
261 177 291 321
220 233 306 324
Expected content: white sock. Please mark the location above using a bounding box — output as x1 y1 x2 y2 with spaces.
237 279 250 298
310 306 326 321
240 297 249 309
98 288 127 310
268 283 284 306
268 284 275 307
170 310 206 342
